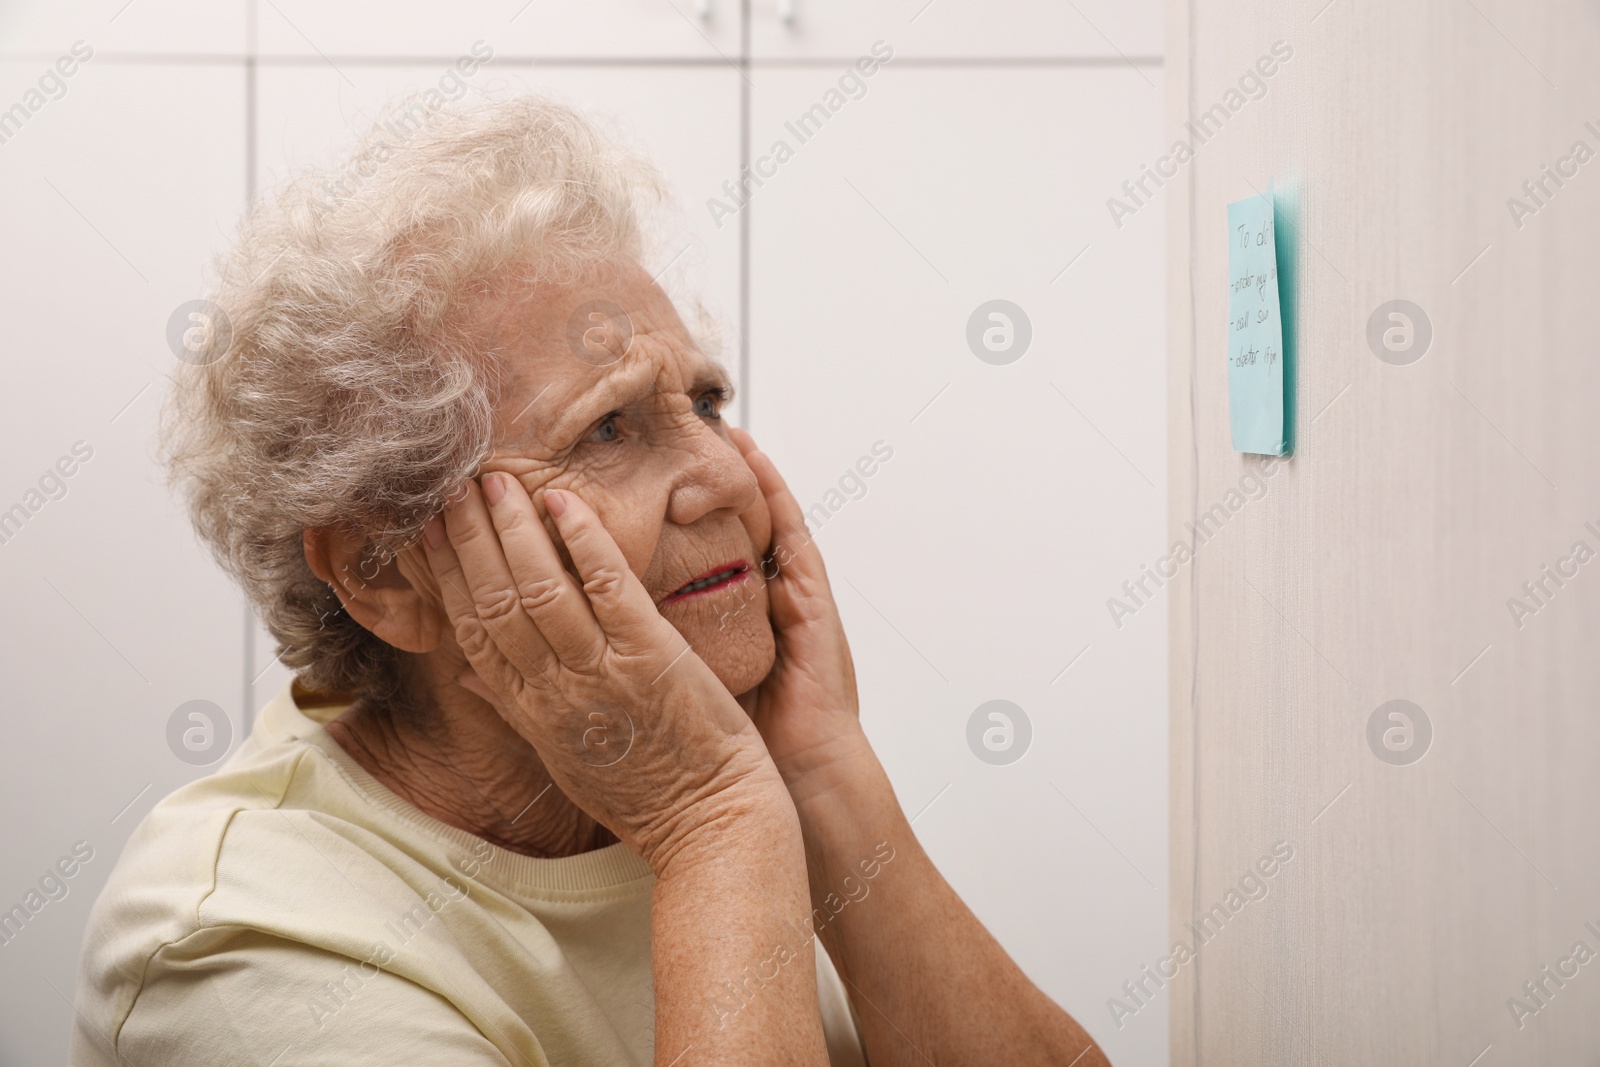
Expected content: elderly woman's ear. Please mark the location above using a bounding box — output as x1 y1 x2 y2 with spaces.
302 527 445 655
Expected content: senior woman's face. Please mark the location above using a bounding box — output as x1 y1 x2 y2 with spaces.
466 258 776 694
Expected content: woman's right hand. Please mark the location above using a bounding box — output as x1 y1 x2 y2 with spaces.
422 472 791 875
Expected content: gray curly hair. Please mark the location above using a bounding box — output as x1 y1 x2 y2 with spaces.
162 92 687 713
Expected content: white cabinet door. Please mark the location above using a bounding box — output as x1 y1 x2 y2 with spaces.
248 63 744 709
0 1 247 55
749 0 1161 60
0 59 247 1067
747 65 1167 1064
256 1 743 61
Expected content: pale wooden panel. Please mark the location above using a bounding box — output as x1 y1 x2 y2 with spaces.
1170 1 1600 1064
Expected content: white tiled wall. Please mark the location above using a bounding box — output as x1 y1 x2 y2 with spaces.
0 4 1166 1064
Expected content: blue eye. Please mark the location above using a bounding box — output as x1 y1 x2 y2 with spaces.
591 414 622 443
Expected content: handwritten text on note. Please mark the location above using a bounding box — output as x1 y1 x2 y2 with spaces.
1227 189 1287 455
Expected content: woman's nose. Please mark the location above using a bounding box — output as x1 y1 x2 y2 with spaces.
666 419 759 526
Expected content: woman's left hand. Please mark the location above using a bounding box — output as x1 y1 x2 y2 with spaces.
729 428 875 808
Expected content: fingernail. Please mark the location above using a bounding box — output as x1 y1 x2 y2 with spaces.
544 488 567 517
424 517 445 549
482 472 505 506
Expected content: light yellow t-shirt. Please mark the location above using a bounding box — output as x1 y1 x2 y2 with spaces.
71 681 867 1066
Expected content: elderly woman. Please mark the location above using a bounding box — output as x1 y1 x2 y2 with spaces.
72 96 1108 1066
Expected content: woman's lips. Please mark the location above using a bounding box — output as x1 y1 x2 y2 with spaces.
660 561 750 605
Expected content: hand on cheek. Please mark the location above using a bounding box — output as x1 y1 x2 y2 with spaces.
725 428 867 792
421 473 784 874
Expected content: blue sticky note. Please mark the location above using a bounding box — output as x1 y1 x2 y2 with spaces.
1227 188 1288 455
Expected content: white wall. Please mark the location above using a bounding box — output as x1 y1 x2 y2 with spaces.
0 4 1167 1063
1168 1 1600 1063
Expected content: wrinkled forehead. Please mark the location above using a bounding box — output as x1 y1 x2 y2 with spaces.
470 258 727 444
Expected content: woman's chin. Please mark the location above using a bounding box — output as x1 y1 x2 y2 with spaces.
661 595 776 697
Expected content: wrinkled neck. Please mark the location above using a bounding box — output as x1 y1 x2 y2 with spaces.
325 663 617 859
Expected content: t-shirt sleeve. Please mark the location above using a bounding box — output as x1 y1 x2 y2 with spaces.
814 939 868 1067
107 932 515 1067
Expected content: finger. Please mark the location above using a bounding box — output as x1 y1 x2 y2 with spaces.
543 488 678 657
434 480 559 687
727 425 759 459
733 435 826 579
423 513 547 700
481 472 607 669
731 439 848 634
456 667 500 707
